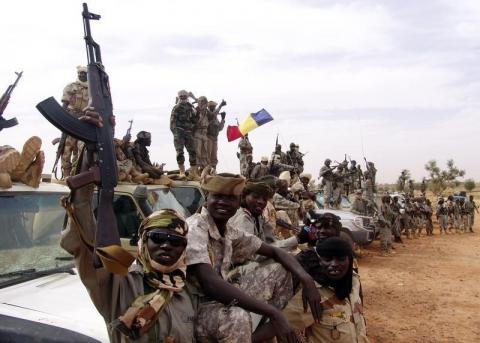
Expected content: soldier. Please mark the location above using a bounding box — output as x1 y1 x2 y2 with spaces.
357 165 363 190
206 100 226 170
132 131 165 179
404 197 415 239
453 198 462 233
270 144 293 177
286 143 304 175
58 66 89 177
250 156 270 180
391 196 404 242
465 195 478 232
397 170 407 192
351 190 367 216
364 174 376 215
378 195 394 256
170 90 198 178
364 160 377 192
319 159 335 209
408 179 415 198
446 196 455 233
332 165 345 209
194 96 210 170
238 135 253 177
273 178 301 229
436 198 449 234
420 178 427 196
424 199 434 236
349 160 359 191
185 173 321 343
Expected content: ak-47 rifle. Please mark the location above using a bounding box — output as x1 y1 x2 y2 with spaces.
276 218 300 233
36 3 133 274
0 71 23 131
268 133 279 174
126 119 133 137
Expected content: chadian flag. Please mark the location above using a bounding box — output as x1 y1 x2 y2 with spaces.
226 109 274 142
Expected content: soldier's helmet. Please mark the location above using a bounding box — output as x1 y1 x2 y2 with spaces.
290 142 296 148
208 100 217 108
198 96 208 103
177 90 189 97
351 160 356 164
325 158 331 164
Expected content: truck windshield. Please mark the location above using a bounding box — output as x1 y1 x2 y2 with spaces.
147 188 190 218
0 192 72 283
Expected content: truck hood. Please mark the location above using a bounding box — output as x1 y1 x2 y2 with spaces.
317 208 358 221
0 270 109 342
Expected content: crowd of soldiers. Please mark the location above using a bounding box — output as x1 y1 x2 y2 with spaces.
55 67 229 183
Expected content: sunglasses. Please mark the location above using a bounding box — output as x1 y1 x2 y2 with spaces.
146 231 187 247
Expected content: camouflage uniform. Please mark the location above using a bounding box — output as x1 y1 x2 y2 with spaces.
453 201 462 233
464 200 477 232
60 73 89 176
229 207 275 243
170 98 197 168
186 208 293 343
273 192 300 227
446 199 455 232
332 168 344 209
250 161 269 180
319 160 334 209
206 111 225 169
436 202 448 234
238 136 253 177
194 99 210 169
379 201 393 254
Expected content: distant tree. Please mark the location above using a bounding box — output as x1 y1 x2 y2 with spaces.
464 179 475 192
425 159 466 196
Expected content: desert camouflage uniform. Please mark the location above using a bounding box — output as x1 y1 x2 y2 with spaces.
206 113 225 168
238 137 253 177
250 163 269 180
453 201 462 232
186 208 293 343
446 200 455 232
379 202 393 253
283 273 369 343
170 101 197 166
464 200 476 232
404 201 416 238
319 164 334 208
61 80 89 176
273 192 300 227
332 169 344 209
195 106 210 169
436 203 448 233
229 207 275 243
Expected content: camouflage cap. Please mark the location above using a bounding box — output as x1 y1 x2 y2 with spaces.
261 156 269 162
137 131 151 139
201 173 245 196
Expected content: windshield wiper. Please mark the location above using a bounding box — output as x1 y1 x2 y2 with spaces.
0 264 75 289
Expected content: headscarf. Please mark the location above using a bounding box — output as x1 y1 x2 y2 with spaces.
112 209 188 340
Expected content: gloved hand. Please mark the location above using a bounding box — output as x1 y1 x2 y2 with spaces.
220 111 226 120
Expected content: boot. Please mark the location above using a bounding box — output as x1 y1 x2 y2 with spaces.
188 165 200 181
11 136 42 180
19 151 44 188
178 164 186 177
0 173 12 188
0 148 20 173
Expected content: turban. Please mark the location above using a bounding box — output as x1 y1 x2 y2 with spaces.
201 173 245 195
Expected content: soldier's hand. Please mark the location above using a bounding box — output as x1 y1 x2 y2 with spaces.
269 310 300 343
123 134 131 142
80 107 116 128
220 99 227 107
220 111 226 120
302 279 323 322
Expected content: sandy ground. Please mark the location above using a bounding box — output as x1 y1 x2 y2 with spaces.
360 217 480 343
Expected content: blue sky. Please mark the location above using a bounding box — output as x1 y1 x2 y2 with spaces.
1 0 479 182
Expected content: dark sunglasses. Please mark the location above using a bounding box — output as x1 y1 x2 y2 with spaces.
146 231 187 247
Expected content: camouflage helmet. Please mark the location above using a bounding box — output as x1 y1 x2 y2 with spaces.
325 158 331 164
177 89 188 97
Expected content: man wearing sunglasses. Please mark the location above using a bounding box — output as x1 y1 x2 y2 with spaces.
61 110 195 343
186 173 322 343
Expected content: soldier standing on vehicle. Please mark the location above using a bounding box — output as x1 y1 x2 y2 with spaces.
170 90 198 178
206 100 226 170
270 144 294 177
56 66 89 177
194 96 210 171
332 165 345 209
319 159 335 209
238 134 253 177
349 160 359 191
250 156 270 180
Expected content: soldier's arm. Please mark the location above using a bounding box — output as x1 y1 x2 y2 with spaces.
170 106 177 132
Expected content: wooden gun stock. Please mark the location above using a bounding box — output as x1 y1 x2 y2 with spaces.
66 166 101 190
